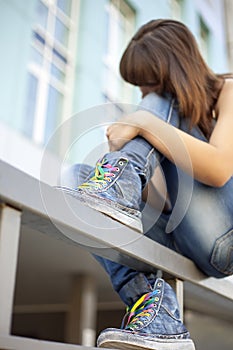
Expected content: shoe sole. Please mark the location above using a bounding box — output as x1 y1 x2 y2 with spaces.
56 186 143 233
97 330 196 350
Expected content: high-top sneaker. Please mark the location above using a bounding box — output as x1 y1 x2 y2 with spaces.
97 276 195 350
57 152 144 232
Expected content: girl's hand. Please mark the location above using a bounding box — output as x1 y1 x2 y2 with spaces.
106 116 141 151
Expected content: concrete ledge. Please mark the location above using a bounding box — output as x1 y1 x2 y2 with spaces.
0 160 233 317
0 335 101 350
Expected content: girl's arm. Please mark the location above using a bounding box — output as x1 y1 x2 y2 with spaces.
107 80 233 187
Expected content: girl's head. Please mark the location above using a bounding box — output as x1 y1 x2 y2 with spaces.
120 19 224 138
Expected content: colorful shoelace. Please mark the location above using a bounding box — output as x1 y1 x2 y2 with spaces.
78 158 119 190
122 290 160 330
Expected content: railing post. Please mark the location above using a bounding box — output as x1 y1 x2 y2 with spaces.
167 278 184 321
0 204 21 335
65 274 97 346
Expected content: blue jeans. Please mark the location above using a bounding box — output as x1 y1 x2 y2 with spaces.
61 93 233 304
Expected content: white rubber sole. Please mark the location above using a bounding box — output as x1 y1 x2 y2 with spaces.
97 330 196 350
56 186 143 233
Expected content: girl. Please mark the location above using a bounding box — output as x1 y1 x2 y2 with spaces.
60 19 233 350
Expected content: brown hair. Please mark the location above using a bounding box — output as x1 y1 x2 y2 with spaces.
120 19 227 139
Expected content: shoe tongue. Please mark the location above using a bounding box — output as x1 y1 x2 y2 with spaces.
119 273 155 307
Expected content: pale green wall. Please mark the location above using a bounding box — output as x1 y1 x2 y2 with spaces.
72 0 108 113
0 0 36 129
72 0 229 115
0 0 229 136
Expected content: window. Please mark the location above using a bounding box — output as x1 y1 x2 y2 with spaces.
23 73 38 138
22 0 79 148
199 17 210 62
103 0 136 104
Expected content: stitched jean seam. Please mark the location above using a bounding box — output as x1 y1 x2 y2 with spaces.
210 228 233 275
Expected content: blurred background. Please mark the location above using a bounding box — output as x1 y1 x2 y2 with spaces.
0 0 233 349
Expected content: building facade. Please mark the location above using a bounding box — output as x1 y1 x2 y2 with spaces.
0 0 230 181
0 0 233 349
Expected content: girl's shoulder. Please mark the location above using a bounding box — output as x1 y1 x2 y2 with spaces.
216 78 233 117
223 77 233 85
219 78 233 98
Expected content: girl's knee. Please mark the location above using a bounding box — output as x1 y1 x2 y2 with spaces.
139 93 179 127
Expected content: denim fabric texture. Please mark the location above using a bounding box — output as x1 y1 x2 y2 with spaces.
97 275 195 349
60 92 233 283
58 94 177 232
60 92 233 349
59 154 144 232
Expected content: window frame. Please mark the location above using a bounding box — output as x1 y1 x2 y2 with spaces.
24 0 80 147
103 0 136 104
